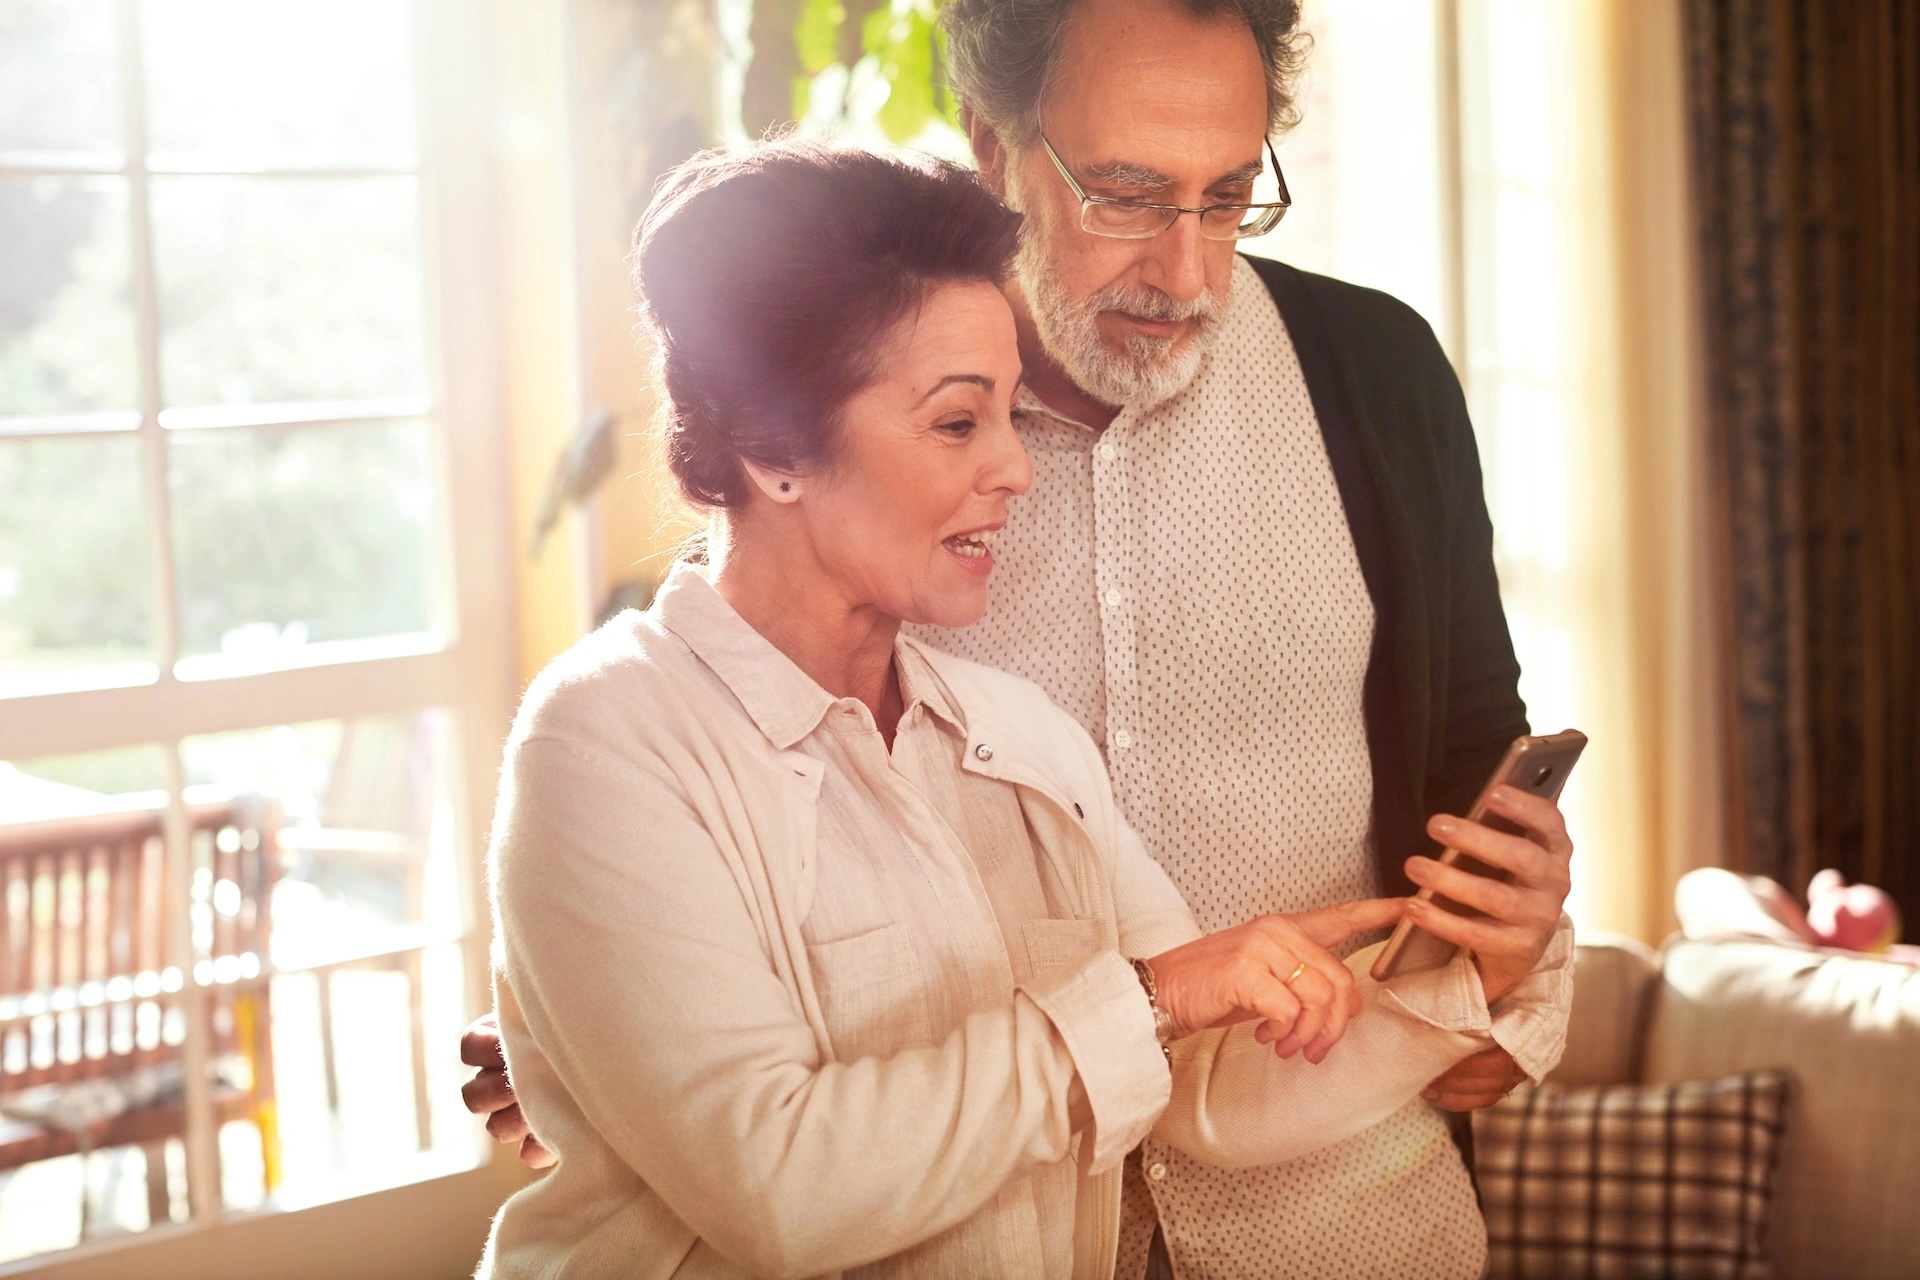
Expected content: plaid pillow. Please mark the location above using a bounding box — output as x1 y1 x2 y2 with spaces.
1473 1068 1792 1280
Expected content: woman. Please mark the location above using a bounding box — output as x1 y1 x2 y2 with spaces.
481 142 1481 1279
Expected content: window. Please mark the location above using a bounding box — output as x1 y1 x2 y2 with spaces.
1244 0 1456 360
0 0 510 1266
1254 0 1635 931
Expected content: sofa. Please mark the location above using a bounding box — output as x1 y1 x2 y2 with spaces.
1528 933 1920 1279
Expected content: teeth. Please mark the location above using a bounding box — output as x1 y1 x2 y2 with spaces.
944 530 996 559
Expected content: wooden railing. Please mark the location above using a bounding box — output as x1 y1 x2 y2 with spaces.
0 797 282 1228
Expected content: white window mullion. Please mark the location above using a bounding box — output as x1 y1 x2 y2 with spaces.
115 0 175 678
0 646 478 760
115 0 222 1225
414 0 520 1029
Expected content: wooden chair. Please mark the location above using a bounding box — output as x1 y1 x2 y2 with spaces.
0 797 281 1235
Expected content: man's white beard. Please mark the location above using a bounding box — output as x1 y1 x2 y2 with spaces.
1011 213 1226 412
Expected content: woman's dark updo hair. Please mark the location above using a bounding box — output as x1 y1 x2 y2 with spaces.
633 139 1024 508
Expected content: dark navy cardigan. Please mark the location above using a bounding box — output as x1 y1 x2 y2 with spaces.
1244 255 1531 897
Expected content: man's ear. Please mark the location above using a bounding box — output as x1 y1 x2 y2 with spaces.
963 104 1009 199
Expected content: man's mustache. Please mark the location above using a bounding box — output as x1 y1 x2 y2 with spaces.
1087 283 1220 325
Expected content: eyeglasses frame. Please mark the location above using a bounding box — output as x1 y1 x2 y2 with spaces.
1036 129 1293 241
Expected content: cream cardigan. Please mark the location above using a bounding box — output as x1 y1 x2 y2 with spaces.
480 571 1544 1279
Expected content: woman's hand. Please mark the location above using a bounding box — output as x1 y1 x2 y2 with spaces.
459 1012 556 1169
1145 898 1404 1063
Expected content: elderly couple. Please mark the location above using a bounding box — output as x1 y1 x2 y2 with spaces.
465 0 1575 1275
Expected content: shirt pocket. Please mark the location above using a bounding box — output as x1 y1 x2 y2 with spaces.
1020 916 1105 982
805 922 937 1063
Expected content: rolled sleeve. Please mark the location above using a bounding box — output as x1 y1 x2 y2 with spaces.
1376 914 1575 1083
1376 947 1496 1036
1021 949 1171 1172
1484 913 1575 1082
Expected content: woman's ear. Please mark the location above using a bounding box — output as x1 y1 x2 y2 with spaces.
740 460 801 505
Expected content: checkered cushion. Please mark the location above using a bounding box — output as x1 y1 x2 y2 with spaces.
1473 1069 1792 1280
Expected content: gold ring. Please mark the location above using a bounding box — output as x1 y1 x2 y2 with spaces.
1283 961 1309 987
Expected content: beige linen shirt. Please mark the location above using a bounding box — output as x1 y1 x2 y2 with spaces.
482 566 1541 1279
910 254 1574 1279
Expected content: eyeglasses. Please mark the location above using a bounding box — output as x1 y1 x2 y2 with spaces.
1038 130 1291 241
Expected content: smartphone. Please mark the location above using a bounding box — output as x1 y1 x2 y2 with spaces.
1369 729 1588 982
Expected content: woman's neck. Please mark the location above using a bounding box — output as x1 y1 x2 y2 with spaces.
706 515 906 741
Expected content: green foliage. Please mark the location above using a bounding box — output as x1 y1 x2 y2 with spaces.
790 0 959 148
865 0 938 143
795 0 845 75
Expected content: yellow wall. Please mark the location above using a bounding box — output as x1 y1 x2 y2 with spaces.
494 0 701 691
494 0 588 688
567 1 700 619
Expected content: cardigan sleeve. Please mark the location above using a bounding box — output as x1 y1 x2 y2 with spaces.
490 730 1169 1279
1420 327 1532 823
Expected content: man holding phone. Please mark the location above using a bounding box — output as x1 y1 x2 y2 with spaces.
465 0 1575 1274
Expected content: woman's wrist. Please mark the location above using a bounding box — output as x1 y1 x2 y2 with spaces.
1130 957 1177 1064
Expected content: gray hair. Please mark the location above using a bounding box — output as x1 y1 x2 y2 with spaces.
941 0 1311 145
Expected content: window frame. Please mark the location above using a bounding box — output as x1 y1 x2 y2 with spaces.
0 0 517 1270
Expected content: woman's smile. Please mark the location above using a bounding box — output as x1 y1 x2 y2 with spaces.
941 524 1002 574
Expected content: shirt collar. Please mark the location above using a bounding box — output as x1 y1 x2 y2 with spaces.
1013 386 1090 431
652 561 970 750
893 639 968 740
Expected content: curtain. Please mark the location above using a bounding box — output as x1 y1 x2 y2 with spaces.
1684 0 1920 921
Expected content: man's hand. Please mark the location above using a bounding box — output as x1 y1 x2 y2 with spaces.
460 1012 555 1170
1422 1046 1528 1111
1402 786 1573 1005
1148 898 1403 1064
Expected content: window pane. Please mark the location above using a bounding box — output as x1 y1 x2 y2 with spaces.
0 744 167 820
167 419 439 665
1244 0 1449 350
0 0 123 161
0 176 138 418
142 0 417 167
151 177 426 408
239 944 474 1212
177 717 474 1208
179 711 462 953
0 436 155 697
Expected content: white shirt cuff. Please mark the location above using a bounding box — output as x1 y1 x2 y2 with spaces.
1020 949 1172 1173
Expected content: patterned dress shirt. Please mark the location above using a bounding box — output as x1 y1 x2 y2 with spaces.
910 254 1567 1279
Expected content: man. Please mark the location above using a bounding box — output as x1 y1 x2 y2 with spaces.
465 0 1575 1275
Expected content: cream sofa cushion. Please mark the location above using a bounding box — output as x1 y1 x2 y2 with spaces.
1644 937 1920 1280
1551 933 1661 1087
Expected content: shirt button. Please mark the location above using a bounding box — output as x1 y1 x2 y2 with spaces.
1096 441 1117 462
1112 729 1133 750
1147 1161 1167 1182
974 743 993 761
1102 587 1122 608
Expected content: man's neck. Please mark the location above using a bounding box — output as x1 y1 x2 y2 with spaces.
1005 282 1122 433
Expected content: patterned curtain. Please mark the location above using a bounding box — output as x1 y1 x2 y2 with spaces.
1684 1 1920 921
